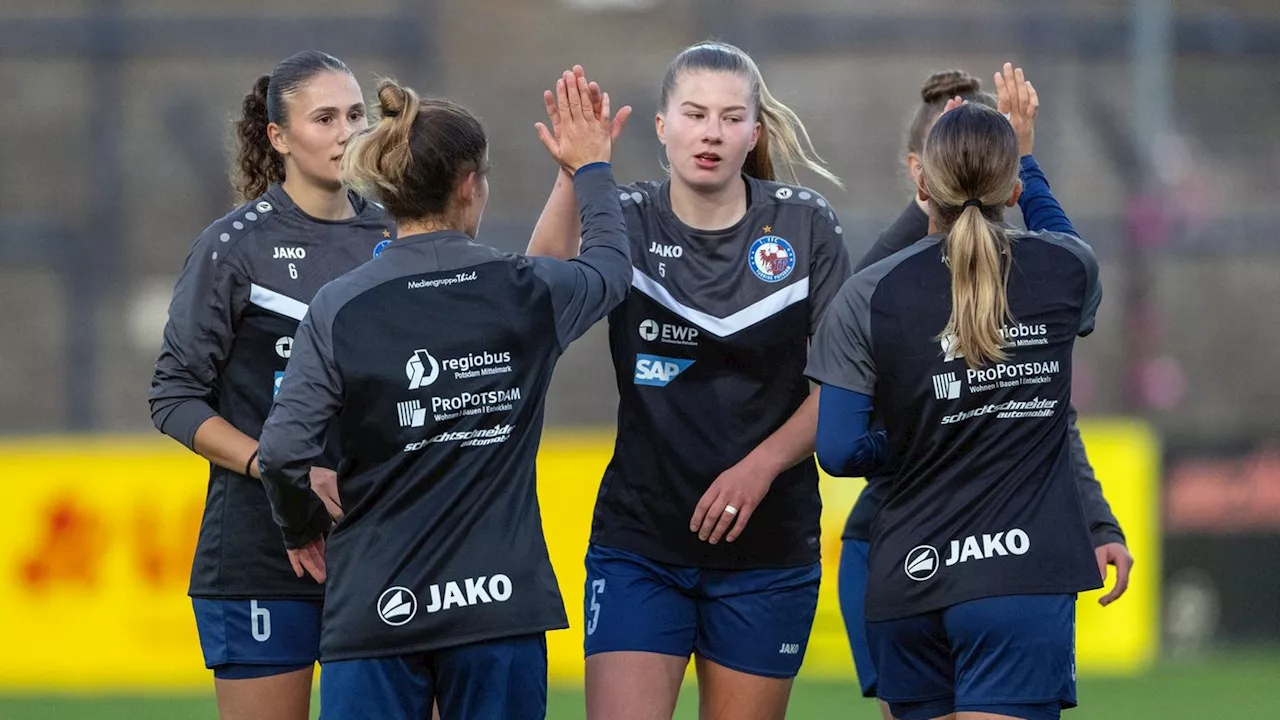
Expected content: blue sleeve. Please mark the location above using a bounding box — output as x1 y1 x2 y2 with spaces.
815 385 893 478
1018 155 1077 237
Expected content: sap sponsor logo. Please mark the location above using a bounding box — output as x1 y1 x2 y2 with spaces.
429 389 522 422
966 360 1060 393
904 544 940 582
648 242 684 259
403 424 515 452
932 372 961 400
638 319 699 347
945 528 1030 567
273 247 306 260
423 574 513 614
272 371 285 397
634 354 695 387
940 398 1059 425
407 271 478 290
377 586 417 626
748 236 796 283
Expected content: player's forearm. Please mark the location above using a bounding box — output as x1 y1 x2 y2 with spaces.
747 387 822 478
192 414 261 479
526 168 582 259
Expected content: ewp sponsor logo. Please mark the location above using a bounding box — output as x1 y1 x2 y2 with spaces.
638 319 699 347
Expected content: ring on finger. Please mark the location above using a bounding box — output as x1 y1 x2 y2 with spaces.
724 505 738 516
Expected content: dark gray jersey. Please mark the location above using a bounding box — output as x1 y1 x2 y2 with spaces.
808 229 1104 621
257 166 630 660
591 176 853 569
149 185 393 599
842 201 1125 547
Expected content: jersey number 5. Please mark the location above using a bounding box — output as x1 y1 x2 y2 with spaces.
586 579 606 636
250 599 272 642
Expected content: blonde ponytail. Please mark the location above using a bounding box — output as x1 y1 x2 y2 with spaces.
920 103 1021 369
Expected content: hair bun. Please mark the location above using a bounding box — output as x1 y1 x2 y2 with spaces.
921 70 982 104
377 80 416 119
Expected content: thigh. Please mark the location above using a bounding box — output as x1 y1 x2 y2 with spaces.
434 634 547 720
192 598 321 679
838 539 878 698
319 654 434 720
945 594 1077 720
865 611 954 720
694 562 821 679
694 655 793 720
583 544 698 658
213 667 314 720
586 651 689 720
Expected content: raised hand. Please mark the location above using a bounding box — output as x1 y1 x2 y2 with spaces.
536 68 629 173
995 62 1038 156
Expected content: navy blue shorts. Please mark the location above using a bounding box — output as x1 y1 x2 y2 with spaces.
319 633 547 720
838 539 878 697
192 598 321 680
582 544 821 679
866 594 1077 720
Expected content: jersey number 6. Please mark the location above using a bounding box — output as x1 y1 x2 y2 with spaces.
288 263 298 280
250 599 272 642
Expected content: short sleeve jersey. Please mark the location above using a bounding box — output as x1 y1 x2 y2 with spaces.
807 229 1104 620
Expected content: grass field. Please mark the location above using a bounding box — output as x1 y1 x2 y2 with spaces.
2 649 1277 719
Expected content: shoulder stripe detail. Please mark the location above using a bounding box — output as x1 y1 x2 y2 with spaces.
631 269 809 338
249 284 309 321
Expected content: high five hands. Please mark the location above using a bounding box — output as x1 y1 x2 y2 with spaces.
536 65 632 174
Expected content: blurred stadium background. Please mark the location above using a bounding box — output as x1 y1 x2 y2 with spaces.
1 0 1278 717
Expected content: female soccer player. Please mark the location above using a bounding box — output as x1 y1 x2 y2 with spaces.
149 51 390 720
839 67 1133 720
527 44 850 720
810 67 1105 720
256 73 629 719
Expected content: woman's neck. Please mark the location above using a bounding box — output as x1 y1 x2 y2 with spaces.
282 177 355 221
397 216 459 239
668 175 748 231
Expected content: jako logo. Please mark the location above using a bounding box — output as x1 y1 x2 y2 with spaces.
945 528 1030 566
904 545 940 582
634 354 695 387
648 242 683 258
779 643 801 655
932 372 961 400
423 574 513 613
273 247 306 259
377 586 417 626
406 350 440 389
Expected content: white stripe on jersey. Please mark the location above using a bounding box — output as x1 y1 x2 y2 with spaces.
249 284 309 321
631 269 810 338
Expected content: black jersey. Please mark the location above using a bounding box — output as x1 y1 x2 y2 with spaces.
807 229 1105 621
257 166 630 661
840 201 1125 547
149 185 393 600
590 176 852 569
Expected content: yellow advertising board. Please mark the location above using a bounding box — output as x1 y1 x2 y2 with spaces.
0 421 1158 691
